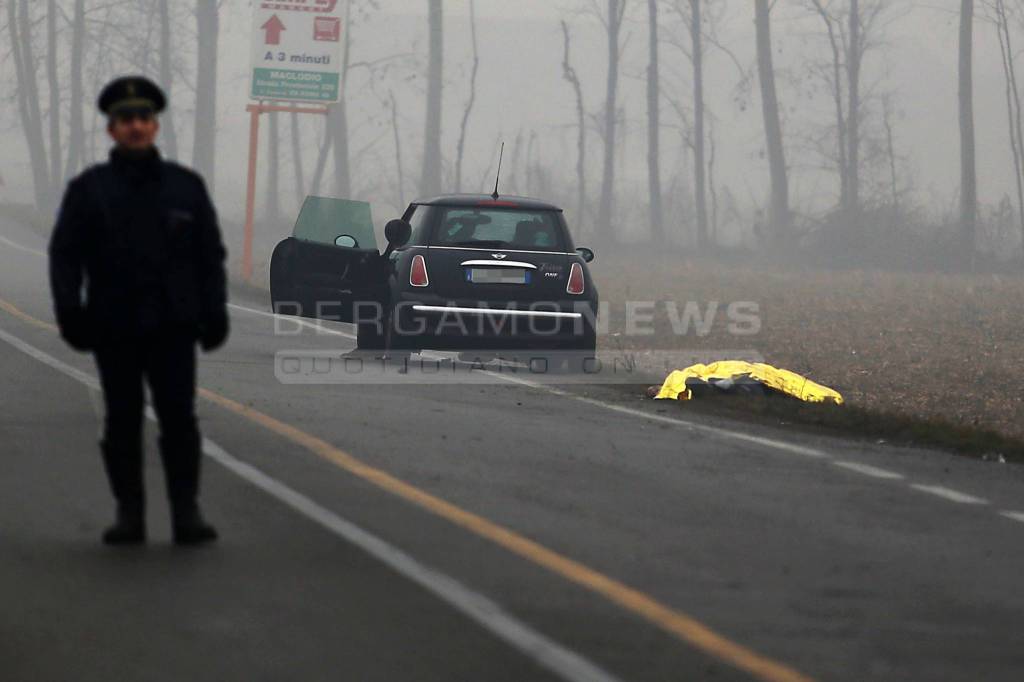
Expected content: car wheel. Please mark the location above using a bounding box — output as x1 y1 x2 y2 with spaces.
356 316 387 350
553 325 597 375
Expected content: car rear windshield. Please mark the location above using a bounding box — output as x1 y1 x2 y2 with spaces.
432 208 565 252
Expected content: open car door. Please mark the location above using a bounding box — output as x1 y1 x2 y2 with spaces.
270 197 386 322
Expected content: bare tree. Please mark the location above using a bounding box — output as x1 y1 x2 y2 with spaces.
193 0 219 189
454 0 479 192
158 0 179 160
64 0 86 181
290 113 306 206
45 0 61 190
310 123 333 197
560 20 587 230
266 112 281 224
881 93 900 211
9 0 52 210
691 0 709 249
420 0 444 197
808 0 849 209
595 0 627 243
646 0 664 243
847 0 862 216
389 90 406 209
989 0 1024 256
331 0 355 199
960 0 977 255
806 0 886 221
754 0 790 246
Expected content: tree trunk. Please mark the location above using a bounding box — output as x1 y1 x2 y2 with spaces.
811 1 848 210
882 95 899 211
596 0 624 244
331 0 353 199
420 0 444 197
159 0 179 160
193 0 219 189
560 20 587 233
266 112 281 224
708 118 718 245
646 0 664 244
691 0 709 250
390 90 405 209
959 0 977 256
330 103 351 198
994 0 1024 260
64 0 85 179
754 0 790 246
310 124 333 196
847 0 862 218
454 0 479 192
11 0 51 210
46 0 61 194
291 112 306 206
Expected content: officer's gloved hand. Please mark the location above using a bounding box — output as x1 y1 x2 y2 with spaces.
200 310 230 352
56 308 94 352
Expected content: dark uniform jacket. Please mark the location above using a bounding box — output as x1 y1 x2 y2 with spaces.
49 148 228 349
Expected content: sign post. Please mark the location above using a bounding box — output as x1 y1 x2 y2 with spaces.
242 0 343 282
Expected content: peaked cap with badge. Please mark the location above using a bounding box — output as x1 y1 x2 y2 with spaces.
98 76 167 117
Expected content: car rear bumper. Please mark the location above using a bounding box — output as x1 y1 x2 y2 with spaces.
386 296 597 351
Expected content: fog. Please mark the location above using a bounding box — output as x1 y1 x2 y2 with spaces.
4 0 1023 265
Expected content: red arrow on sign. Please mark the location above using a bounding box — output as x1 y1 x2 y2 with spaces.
261 14 286 45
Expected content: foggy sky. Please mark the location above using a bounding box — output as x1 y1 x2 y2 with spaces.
0 1 1017 247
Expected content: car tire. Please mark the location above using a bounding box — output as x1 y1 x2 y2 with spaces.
553 325 597 375
356 317 387 350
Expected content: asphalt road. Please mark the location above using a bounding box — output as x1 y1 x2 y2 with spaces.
2 215 1024 682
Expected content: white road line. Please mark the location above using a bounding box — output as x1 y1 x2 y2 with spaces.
0 234 47 258
228 302 358 339
0 323 622 682
832 461 905 480
489 371 834 459
232 298 837 462
229 302 456 363
1000 511 1024 524
909 484 989 506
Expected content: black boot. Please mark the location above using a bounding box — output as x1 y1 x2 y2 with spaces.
172 503 218 546
102 504 146 546
100 439 146 546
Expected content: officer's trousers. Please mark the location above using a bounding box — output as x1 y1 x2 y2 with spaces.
93 329 202 513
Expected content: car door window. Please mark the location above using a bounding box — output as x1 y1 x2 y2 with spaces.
294 196 377 251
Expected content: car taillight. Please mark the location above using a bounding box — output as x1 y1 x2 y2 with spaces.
567 263 585 295
410 254 430 287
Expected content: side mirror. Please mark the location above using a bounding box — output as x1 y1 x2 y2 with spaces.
385 219 412 248
335 235 359 248
576 247 595 263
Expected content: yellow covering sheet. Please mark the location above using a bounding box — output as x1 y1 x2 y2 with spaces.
654 361 844 405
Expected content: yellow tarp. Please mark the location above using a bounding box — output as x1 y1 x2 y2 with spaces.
654 361 844 405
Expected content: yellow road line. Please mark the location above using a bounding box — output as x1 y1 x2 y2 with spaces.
0 295 814 682
0 298 57 332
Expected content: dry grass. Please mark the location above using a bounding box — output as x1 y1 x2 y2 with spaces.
590 251 1024 442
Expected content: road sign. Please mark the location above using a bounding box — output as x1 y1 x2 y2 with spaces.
250 0 343 103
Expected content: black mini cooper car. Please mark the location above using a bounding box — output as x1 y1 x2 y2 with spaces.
270 194 599 359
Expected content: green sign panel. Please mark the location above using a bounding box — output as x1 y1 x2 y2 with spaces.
251 68 339 103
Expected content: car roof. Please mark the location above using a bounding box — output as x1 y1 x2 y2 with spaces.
412 194 564 212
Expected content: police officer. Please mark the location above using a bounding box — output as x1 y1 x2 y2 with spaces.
49 76 229 546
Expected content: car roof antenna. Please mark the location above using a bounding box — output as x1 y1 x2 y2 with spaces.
491 142 505 200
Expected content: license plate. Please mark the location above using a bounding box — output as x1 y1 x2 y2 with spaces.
467 268 530 284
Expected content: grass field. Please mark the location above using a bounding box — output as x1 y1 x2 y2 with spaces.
589 250 1024 444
